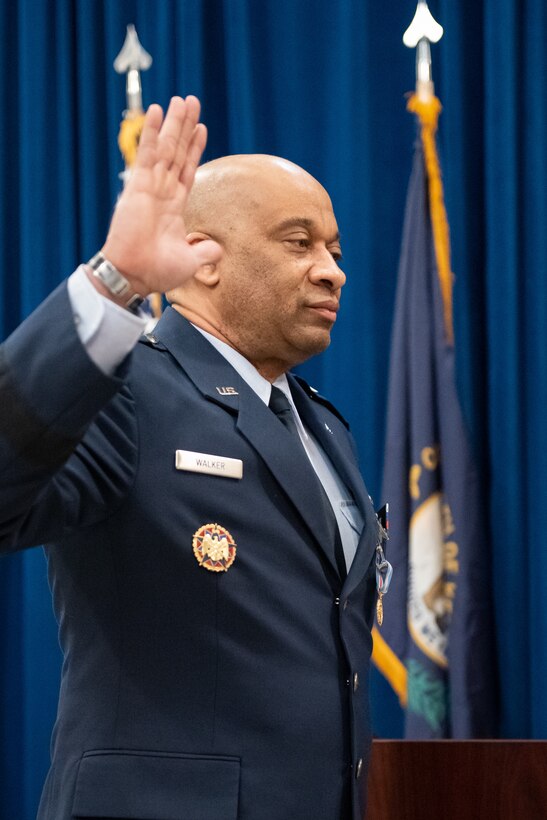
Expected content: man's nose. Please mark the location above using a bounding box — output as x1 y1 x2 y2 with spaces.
309 251 346 290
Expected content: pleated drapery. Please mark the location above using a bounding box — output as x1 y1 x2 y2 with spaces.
1 1 546 816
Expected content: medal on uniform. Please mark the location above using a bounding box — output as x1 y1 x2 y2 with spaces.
193 523 237 572
375 549 393 626
376 593 385 627
375 503 393 627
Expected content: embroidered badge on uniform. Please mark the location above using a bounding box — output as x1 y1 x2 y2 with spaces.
192 523 237 572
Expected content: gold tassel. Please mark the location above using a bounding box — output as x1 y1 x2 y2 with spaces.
407 94 454 346
118 112 146 168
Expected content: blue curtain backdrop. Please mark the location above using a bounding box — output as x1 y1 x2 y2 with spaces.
0 0 545 816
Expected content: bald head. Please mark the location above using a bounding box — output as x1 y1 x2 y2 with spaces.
185 154 329 241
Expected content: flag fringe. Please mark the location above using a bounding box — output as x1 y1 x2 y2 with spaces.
407 94 454 346
372 626 408 707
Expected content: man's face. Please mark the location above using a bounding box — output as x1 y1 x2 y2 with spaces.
214 163 345 375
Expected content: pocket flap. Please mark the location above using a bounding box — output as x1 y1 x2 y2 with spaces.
72 749 240 819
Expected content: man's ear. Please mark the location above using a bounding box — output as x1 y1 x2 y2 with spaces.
187 232 221 286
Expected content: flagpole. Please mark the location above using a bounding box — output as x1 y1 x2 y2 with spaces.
403 0 443 100
402 2 453 344
114 25 162 322
114 24 152 173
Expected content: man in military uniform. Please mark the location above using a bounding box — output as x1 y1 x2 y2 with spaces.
0 96 379 819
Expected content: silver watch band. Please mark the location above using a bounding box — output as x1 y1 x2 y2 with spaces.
87 252 145 314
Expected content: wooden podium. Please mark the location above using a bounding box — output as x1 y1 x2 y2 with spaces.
365 740 547 819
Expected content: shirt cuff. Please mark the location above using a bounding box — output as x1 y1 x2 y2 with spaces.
67 265 148 375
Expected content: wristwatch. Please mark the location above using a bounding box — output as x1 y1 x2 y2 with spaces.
87 252 145 314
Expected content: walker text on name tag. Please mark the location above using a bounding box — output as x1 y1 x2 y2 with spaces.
175 450 243 479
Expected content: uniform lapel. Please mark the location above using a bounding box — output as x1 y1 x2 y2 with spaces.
288 376 379 595
236 398 342 577
152 309 343 579
288 376 372 517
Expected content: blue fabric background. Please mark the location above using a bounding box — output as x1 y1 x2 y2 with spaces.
0 1 545 816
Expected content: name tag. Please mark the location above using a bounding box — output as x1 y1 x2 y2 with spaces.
175 450 243 479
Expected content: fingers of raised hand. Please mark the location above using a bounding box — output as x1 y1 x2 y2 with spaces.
179 123 208 192
155 95 199 173
169 95 201 175
132 96 205 187
134 103 164 169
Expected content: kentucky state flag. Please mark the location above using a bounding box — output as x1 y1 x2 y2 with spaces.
372 95 497 737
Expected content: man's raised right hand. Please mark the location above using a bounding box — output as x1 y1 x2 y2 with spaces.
96 95 221 300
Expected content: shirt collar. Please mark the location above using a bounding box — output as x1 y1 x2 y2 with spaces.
192 324 308 440
192 325 271 403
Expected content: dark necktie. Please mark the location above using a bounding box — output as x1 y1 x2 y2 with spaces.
268 386 346 579
268 385 303 439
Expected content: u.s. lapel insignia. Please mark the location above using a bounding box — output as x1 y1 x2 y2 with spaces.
193 523 237 572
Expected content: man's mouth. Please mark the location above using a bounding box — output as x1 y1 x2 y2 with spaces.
306 301 339 322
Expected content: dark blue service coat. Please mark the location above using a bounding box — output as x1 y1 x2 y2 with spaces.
0 282 379 820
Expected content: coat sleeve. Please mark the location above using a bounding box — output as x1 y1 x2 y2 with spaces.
0 281 137 553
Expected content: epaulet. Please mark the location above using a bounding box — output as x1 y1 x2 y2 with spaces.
293 375 350 429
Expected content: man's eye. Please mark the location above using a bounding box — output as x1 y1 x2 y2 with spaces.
285 238 309 249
